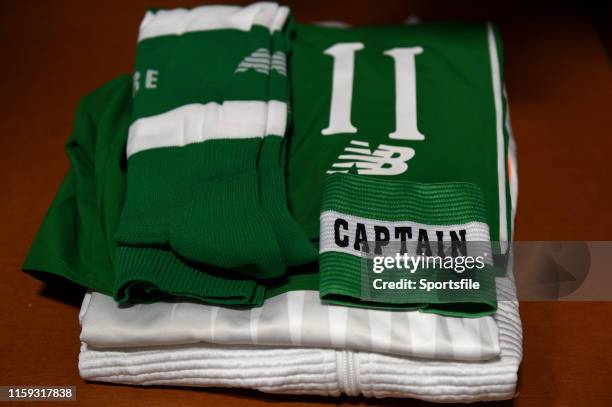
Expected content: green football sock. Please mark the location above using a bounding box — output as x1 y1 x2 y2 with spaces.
114 4 293 278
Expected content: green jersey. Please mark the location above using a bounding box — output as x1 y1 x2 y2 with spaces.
287 23 512 243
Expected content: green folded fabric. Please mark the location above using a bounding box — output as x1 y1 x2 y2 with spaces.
22 75 129 295
24 16 512 318
318 173 497 316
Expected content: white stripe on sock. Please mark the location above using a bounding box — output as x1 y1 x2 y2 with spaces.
139 3 290 41
127 101 287 157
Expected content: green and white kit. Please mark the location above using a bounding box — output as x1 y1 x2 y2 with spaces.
25 5 513 317
24 3 521 402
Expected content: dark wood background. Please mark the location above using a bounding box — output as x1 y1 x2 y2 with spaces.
1 1 611 406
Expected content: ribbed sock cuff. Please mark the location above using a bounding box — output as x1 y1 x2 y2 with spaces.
318 173 497 317
114 245 264 307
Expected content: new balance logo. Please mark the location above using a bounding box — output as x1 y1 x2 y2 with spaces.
327 140 415 176
234 48 287 76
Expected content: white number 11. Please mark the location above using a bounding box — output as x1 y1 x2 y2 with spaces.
322 43 424 141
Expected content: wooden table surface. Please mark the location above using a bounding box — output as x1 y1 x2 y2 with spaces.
1 1 611 406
